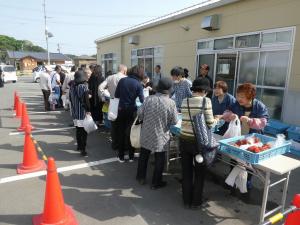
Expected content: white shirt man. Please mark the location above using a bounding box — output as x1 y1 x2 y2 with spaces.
99 64 127 98
40 66 52 111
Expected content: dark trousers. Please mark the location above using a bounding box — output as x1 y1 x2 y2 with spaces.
110 120 119 150
42 89 51 111
90 101 103 123
136 148 166 185
116 108 135 159
76 127 87 154
180 138 207 206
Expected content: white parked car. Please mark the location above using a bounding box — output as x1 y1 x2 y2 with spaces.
32 65 56 83
0 65 17 83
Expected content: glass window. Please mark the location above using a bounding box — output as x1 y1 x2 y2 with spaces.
131 58 138 67
235 34 260 48
131 49 137 57
214 37 233 50
137 49 144 56
238 52 259 84
145 58 153 79
257 50 289 87
198 40 213 50
144 48 154 56
262 30 292 45
260 88 284 120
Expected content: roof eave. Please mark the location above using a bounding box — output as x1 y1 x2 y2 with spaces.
95 0 239 44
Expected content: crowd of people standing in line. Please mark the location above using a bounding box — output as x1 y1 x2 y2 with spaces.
39 62 269 209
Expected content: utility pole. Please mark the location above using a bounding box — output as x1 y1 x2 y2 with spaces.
57 43 60 53
43 0 50 65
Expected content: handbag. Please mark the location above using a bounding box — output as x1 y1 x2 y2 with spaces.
130 116 141 148
108 98 119 121
187 97 219 167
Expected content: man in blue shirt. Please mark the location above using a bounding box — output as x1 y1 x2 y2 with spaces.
115 65 144 162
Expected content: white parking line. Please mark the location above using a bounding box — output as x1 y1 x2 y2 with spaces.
28 111 63 115
9 127 75 136
0 157 118 184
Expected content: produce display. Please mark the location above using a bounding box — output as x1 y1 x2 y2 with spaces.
231 136 273 153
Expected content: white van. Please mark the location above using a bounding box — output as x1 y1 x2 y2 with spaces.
0 65 17 83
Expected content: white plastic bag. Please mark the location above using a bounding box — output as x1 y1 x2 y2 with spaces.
130 117 141 148
61 95 69 109
83 115 98 133
108 98 119 121
223 118 241 138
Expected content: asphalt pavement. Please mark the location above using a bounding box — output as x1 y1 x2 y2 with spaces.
0 77 299 225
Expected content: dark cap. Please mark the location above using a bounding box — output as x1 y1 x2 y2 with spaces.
191 78 211 92
156 77 173 94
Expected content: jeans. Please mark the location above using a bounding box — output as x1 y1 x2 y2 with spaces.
42 89 51 111
116 108 135 159
180 138 207 206
136 148 166 186
76 127 87 154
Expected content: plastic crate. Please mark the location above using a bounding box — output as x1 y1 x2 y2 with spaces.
218 133 291 164
289 140 300 157
287 126 300 142
264 119 290 136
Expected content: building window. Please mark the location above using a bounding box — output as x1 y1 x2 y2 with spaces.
101 53 117 76
214 37 234 50
262 30 292 45
235 34 260 48
198 40 214 50
131 46 163 79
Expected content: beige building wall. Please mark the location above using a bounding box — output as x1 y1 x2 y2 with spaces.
97 37 122 65
97 0 300 124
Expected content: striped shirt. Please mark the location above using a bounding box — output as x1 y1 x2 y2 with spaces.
69 83 89 120
173 79 192 111
180 96 218 140
138 93 178 152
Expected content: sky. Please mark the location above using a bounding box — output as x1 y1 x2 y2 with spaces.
0 0 205 56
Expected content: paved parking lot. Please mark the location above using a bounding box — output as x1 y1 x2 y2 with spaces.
0 77 299 225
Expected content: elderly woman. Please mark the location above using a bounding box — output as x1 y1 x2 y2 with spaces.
69 70 91 157
180 78 220 209
223 83 269 188
212 81 236 135
136 77 178 190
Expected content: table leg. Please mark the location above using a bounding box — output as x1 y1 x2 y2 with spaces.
281 171 290 212
260 171 271 223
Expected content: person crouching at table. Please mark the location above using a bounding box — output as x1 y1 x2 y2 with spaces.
180 78 221 209
136 77 178 190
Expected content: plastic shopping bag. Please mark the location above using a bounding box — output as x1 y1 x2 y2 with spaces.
130 117 141 148
61 95 69 109
223 118 241 138
108 98 119 121
83 115 98 133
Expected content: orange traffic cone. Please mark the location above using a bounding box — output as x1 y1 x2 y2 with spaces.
32 157 78 225
13 91 18 111
17 125 46 174
285 194 300 225
18 103 34 131
15 98 22 118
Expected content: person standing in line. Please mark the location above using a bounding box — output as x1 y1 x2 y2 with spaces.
198 64 213 98
136 77 178 189
50 65 62 109
180 78 220 209
152 65 162 88
39 66 52 111
183 68 192 86
114 65 144 163
171 66 192 112
62 66 77 105
98 64 127 150
88 65 105 125
69 70 91 157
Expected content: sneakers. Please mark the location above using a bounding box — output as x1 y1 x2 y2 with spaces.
81 152 88 157
129 158 134 163
118 157 125 163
